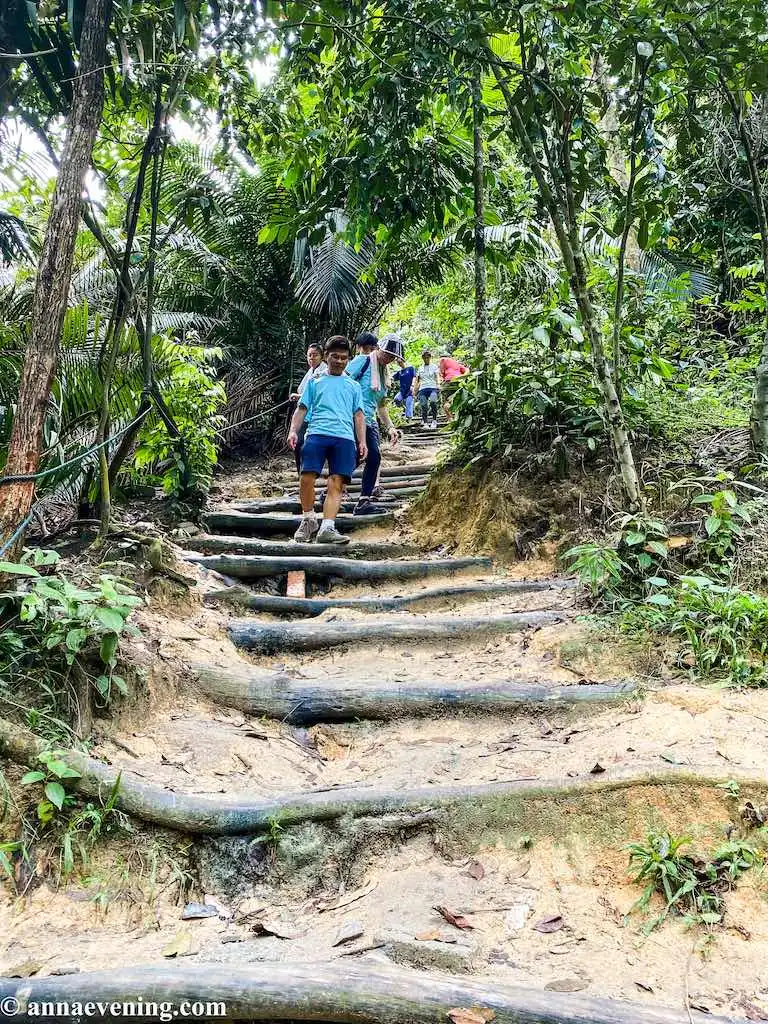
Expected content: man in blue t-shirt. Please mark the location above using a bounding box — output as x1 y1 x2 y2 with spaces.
288 335 367 544
393 357 416 419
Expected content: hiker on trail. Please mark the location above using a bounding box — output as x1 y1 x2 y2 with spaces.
347 333 403 515
393 357 416 419
287 335 366 545
438 351 468 419
413 348 440 428
355 331 379 356
289 342 327 477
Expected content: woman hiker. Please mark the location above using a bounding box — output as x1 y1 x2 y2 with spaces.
346 333 403 515
438 350 469 419
287 335 367 545
289 342 327 477
413 347 440 428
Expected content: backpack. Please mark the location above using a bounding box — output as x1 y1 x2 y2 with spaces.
351 356 371 382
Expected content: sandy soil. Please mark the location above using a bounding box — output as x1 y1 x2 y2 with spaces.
4 436 768 1019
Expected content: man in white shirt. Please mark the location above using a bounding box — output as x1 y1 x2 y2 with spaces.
290 343 328 476
412 348 440 427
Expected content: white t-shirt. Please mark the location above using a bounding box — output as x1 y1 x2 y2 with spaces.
417 362 439 391
296 361 328 396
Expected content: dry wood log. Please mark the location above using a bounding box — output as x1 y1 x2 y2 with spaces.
204 510 393 535
234 488 424 513
0 961 728 1024
227 610 565 653
184 553 492 581
184 536 421 559
225 496 417 515
0 714 748 835
203 578 572 616
274 477 429 492
195 664 639 722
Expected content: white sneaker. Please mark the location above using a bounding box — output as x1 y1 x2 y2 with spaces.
430 420 438 429
294 517 319 542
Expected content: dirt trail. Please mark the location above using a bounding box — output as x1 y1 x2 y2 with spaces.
3 422 768 1020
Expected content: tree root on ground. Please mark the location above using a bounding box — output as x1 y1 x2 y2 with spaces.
203 577 572 617
0 961 732 1023
0 716 752 835
227 610 566 653
194 665 637 722
183 553 492 580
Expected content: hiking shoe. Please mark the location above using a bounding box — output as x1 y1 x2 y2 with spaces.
353 497 388 515
371 485 385 499
315 526 350 545
430 419 438 429
293 517 319 542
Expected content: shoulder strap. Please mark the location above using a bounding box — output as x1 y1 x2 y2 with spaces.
351 355 371 382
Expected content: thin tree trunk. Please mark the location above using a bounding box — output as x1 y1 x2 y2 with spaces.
612 58 650 394
0 0 111 555
472 71 489 356
491 62 643 510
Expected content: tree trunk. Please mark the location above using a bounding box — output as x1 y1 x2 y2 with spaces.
491 61 643 511
472 71 489 357
0 0 111 555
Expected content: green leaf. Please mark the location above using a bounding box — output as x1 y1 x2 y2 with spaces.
100 633 119 665
0 561 40 577
647 593 674 607
645 540 669 558
95 608 126 632
44 782 65 810
636 41 654 58
66 628 87 653
705 515 722 536
20 771 45 785
647 576 669 587
624 530 645 546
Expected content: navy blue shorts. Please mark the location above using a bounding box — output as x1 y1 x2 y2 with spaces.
301 433 357 480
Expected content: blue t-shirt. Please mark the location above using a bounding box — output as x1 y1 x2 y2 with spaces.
301 373 364 442
393 365 415 397
347 354 387 426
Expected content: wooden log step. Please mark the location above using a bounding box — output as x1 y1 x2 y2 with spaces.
273 477 429 492
204 578 572 616
0 716 742 835
228 610 565 653
196 664 638 722
204 510 394 535
0 962 725 1024
184 553 492 581
230 492 420 515
224 498 408 515
362 461 436 478
184 535 422 559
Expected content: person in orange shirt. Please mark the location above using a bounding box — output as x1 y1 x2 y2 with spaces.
438 352 469 419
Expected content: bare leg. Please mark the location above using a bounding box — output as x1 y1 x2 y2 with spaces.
323 474 345 519
300 472 317 512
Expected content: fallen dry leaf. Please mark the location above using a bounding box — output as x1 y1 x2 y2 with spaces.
666 535 692 550
3 960 42 979
434 905 475 930
466 860 485 880
635 981 654 994
332 919 364 946
448 1008 496 1024
533 914 564 933
162 931 194 958
415 929 458 943
539 719 554 737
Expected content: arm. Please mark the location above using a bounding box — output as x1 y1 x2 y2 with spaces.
354 410 368 460
288 404 307 449
412 371 421 395
378 398 400 445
